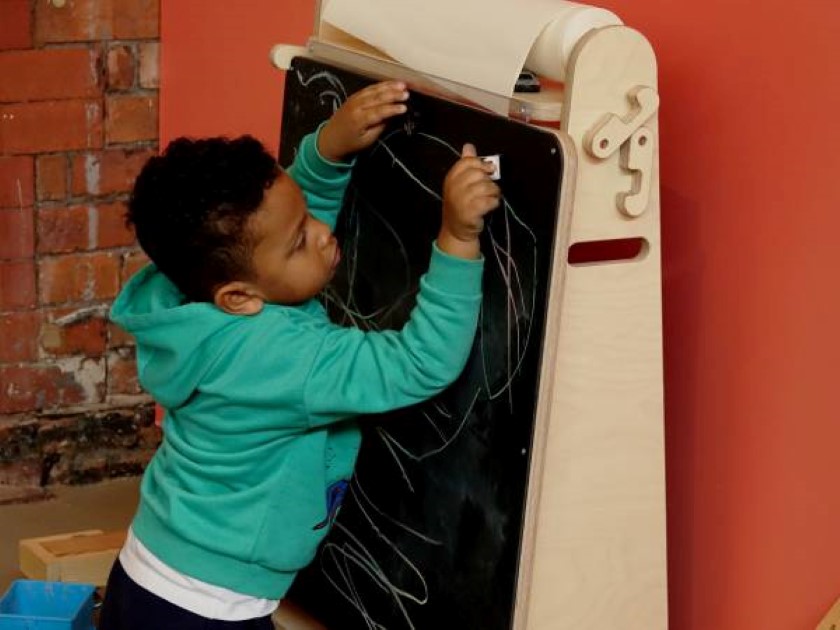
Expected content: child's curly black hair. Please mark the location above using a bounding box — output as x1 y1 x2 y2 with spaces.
128 135 280 302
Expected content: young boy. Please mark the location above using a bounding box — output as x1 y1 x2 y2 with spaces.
100 81 499 629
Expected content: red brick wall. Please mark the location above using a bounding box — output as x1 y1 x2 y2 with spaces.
0 0 160 493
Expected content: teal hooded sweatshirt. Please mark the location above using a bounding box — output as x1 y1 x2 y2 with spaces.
109 129 484 599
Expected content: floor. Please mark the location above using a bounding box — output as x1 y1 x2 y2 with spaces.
0 477 325 629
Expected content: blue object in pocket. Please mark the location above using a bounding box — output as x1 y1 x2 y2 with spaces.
313 479 349 530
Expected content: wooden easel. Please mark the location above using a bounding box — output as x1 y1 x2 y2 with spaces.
272 6 666 628
817 597 840 630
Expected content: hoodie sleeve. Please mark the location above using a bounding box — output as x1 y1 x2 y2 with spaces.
286 124 354 232
303 244 483 427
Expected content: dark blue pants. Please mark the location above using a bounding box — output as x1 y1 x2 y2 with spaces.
98 560 275 630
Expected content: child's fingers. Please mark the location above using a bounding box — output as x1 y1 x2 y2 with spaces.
464 187 501 213
457 155 496 176
350 81 403 101
448 183 500 222
471 195 500 213
355 81 409 108
446 156 489 181
366 80 408 96
450 163 498 189
465 180 501 199
361 103 409 128
465 189 501 213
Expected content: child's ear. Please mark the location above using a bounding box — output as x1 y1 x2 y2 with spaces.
214 281 264 315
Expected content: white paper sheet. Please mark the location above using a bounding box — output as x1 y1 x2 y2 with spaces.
321 0 621 96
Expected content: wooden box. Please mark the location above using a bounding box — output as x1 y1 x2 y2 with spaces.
18 530 125 587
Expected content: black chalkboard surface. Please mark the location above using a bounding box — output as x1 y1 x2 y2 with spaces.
279 57 565 630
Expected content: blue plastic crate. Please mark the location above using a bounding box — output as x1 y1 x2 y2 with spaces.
0 580 95 630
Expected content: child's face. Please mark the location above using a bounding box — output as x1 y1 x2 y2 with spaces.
247 172 341 305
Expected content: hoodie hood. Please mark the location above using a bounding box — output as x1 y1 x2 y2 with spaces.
110 265 239 409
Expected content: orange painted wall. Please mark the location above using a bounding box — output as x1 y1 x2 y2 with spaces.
159 1 315 152
161 2 840 628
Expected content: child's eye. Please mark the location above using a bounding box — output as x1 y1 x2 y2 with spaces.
296 231 307 250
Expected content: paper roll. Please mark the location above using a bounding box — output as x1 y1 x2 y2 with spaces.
525 5 622 81
321 0 623 96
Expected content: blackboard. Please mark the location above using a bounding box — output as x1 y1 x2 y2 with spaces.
279 57 565 630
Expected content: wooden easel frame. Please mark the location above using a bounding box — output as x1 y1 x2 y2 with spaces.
515 25 667 629
271 12 667 629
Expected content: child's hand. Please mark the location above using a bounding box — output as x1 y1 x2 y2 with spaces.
438 144 500 259
318 81 409 162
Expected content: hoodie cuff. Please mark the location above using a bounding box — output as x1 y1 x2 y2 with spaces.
295 123 356 182
425 241 484 297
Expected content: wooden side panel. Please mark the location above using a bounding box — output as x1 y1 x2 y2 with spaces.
516 26 667 630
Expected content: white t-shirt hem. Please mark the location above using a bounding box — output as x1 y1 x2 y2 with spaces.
118 528 279 621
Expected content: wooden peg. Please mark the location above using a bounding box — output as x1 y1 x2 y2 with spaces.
586 85 659 159
618 125 655 217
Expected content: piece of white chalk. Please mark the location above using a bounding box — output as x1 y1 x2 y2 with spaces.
481 155 501 180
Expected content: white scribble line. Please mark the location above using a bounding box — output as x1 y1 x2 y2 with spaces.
321 542 385 629
417 132 457 155
482 216 539 400
352 476 443 546
482 241 536 405
500 194 539 242
478 309 494 395
501 198 535 317
422 410 448 442
485 232 519 401
340 191 416 326
379 388 480 463
296 69 348 99
345 504 431 607
504 209 518 408
346 197 363 313
492 219 516 409
322 518 428 629
376 427 415 492
374 138 441 201
348 202 414 324
431 401 452 419
320 90 342 110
